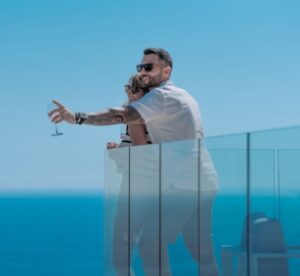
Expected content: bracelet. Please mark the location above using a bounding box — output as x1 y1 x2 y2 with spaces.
75 112 88 124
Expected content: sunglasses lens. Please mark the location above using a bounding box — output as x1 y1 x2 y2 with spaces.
136 63 153 72
144 64 153 72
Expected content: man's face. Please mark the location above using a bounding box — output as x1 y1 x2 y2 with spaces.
137 54 170 89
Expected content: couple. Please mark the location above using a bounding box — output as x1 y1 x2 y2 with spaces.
50 48 219 276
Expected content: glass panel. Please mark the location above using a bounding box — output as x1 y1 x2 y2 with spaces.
206 134 248 276
104 147 130 275
250 126 300 276
250 149 277 217
130 144 160 276
161 139 199 275
278 149 300 276
199 141 220 276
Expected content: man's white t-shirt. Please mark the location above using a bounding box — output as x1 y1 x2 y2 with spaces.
129 80 203 144
129 80 218 192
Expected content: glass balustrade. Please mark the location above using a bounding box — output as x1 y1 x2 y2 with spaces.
104 126 300 275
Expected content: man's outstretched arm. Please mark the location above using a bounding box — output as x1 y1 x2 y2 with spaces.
49 100 144 126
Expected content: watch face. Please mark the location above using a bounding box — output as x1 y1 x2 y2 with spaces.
82 113 88 120
76 112 88 124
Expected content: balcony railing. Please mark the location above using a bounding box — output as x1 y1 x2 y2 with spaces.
104 126 300 276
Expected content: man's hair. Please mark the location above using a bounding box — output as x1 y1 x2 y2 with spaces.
143 48 173 68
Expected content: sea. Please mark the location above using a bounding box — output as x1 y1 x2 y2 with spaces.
0 192 103 276
0 192 299 276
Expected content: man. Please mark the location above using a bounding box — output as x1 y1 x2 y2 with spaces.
50 48 218 276
50 48 202 141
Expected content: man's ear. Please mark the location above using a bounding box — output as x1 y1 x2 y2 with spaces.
163 66 172 77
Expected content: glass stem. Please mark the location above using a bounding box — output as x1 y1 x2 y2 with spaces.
55 124 59 134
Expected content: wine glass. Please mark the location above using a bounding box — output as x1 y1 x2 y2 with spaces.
120 124 128 139
47 102 63 137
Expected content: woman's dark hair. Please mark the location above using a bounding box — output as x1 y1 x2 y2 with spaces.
143 48 173 68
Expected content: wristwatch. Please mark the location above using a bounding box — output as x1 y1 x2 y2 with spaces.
75 112 88 124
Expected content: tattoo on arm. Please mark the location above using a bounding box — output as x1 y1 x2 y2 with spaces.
123 106 144 124
84 106 144 126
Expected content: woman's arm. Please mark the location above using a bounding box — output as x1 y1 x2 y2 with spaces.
128 124 148 145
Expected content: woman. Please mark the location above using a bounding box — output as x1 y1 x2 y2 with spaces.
106 74 151 276
107 74 151 149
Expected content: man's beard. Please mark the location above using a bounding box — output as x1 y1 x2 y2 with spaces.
141 74 162 90
141 82 155 90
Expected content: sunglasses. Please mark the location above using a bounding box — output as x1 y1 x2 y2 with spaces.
124 84 139 94
136 63 154 72
124 84 131 91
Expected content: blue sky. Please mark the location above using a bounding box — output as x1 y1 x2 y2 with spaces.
0 0 299 191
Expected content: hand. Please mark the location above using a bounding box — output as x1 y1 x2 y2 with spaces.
49 100 76 124
106 142 119 149
125 88 137 102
